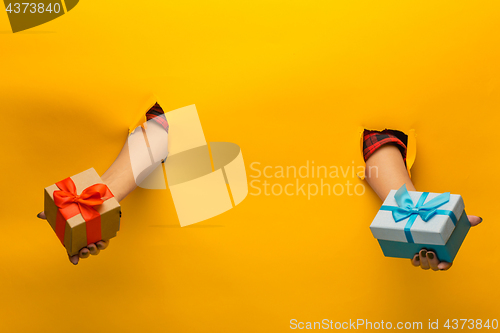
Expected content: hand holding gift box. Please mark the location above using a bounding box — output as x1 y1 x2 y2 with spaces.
44 168 121 257
362 135 483 271
37 102 170 264
370 184 470 263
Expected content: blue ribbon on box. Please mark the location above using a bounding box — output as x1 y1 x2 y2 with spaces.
379 185 457 243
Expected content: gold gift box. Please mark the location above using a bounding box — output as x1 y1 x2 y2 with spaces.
44 168 121 256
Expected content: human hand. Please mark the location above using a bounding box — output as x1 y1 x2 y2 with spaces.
411 215 482 271
37 211 110 265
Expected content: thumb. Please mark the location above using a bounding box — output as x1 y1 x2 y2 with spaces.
467 215 483 227
37 211 46 220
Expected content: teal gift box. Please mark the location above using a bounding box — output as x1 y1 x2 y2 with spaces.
370 185 470 262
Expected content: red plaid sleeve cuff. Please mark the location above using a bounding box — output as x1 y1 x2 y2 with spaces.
363 130 407 163
146 103 169 133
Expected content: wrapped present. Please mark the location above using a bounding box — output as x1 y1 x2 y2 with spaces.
44 168 121 256
370 184 470 262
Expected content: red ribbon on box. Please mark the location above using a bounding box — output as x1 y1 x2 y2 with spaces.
53 177 114 246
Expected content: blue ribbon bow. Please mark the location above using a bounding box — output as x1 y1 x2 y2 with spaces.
392 185 450 222
379 185 457 243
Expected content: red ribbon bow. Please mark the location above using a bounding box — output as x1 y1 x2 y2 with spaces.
53 177 113 246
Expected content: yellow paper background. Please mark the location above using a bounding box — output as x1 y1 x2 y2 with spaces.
0 0 499 332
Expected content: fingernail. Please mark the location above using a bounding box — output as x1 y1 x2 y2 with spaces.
36 212 43 219
415 255 420 261
427 252 434 259
421 250 427 257
479 217 483 224
82 250 88 256
97 243 104 250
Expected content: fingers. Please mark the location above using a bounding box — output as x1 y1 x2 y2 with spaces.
37 211 46 220
419 249 430 270
96 240 109 250
411 254 420 267
438 261 453 271
414 249 453 271
426 251 440 271
467 215 483 227
69 254 79 265
74 240 110 263
87 243 100 256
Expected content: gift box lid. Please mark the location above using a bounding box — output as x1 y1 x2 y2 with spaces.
370 186 465 245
